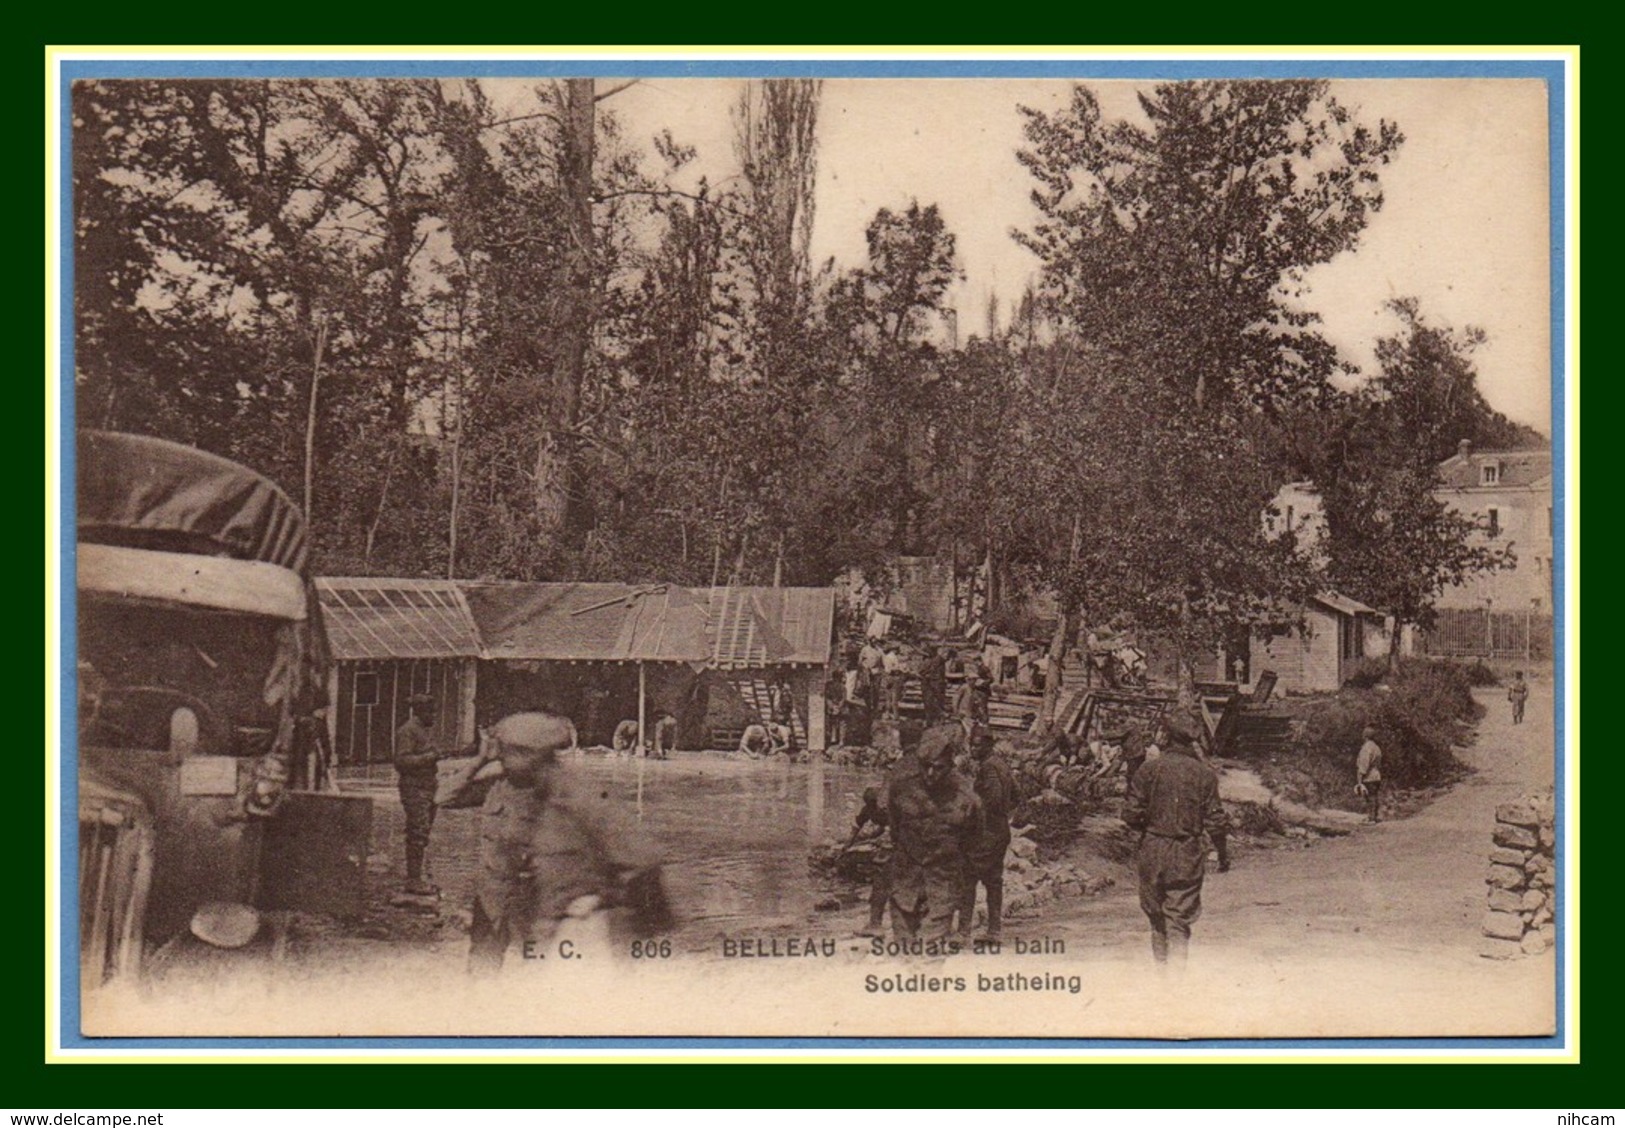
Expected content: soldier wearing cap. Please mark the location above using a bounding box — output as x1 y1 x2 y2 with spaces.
1122 714 1230 970
885 724 984 941
453 712 672 973
394 693 451 895
958 726 1016 941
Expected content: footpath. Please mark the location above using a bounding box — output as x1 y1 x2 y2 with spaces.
1034 679 1561 1039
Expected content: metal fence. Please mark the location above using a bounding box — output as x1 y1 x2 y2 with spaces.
1422 608 1553 661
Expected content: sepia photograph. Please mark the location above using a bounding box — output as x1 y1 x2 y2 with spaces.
51 55 1573 1051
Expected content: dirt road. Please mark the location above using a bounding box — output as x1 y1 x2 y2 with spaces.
1034 679 1561 1038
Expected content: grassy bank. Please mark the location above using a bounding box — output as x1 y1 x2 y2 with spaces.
1240 658 1484 815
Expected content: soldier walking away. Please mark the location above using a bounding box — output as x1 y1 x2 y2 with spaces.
1356 726 1384 823
440 711 672 974
844 786 893 937
1123 716 1230 971
395 694 453 896
886 724 983 941
1508 671 1529 725
959 726 1016 941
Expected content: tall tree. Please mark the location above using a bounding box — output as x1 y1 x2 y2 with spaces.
1367 298 1547 463
1315 301 1518 661
1017 80 1403 411
825 201 962 552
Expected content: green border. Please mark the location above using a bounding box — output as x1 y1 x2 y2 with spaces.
26 12 1595 1110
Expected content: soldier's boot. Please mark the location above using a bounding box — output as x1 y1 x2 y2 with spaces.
985 886 1003 940
1167 931 1190 971
404 841 437 896
1150 929 1169 966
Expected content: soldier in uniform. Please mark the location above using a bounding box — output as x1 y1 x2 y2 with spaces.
959 726 1016 941
843 786 893 937
446 711 672 974
1123 716 1230 970
394 694 450 896
886 724 984 941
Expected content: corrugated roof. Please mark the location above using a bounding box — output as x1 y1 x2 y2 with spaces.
462 582 713 664
317 578 482 661
1437 448 1552 490
1311 591 1381 617
313 577 836 667
695 586 834 667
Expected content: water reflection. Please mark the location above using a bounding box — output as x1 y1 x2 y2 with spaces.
563 755 881 951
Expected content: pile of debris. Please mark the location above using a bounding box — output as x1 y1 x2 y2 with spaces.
1000 829 1115 919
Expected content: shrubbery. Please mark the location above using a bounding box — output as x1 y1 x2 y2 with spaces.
1341 657 1389 689
1253 658 1484 811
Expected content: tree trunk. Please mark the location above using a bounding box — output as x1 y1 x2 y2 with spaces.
1039 516 1084 733
1039 606 1075 734
301 318 328 522
536 78 596 549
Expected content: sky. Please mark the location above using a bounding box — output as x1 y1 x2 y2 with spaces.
533 76 1553 433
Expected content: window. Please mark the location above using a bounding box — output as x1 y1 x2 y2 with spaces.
353 670 380 708
1487 507 1500 537
1339 616 1362 662
1482 463 1499 485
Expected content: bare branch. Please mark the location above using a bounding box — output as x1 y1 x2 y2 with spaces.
594 80 639 103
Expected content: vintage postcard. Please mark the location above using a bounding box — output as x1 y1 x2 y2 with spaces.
47 49 1577 1057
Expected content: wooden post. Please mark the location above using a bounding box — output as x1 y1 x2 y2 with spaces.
325 666 340 763
636 661 647 820
458 658 478 748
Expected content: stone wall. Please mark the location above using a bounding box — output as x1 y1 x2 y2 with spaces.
1480 788 1556 958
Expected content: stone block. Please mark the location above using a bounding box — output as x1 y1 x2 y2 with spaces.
1487 888 1523 913
1479 937 1523 960
1535 791 1556 825
1524 853 1551 876
1490 846 1531 867
1493 823 1539 850
1481 911 1525 941
1496 801 1540 828
1521 931 1548 955
1540 823 1556 849
1539 923 1556 946
1533 905 1554 927
1521 889 1546 912
1486 863 1526 890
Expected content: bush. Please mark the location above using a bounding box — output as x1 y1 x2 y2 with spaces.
1463 659 1501 687
1252 659 1481 811
1341 657 1389 690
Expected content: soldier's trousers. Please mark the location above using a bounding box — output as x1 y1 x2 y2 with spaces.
959 844 1008 936
398 777 437 881
890 869 959 941
1137 833 1205 961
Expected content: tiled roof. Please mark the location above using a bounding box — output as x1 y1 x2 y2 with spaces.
1437 448 1552 490
316 578 482 661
